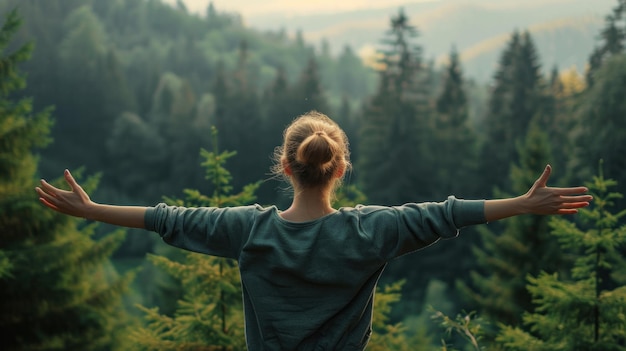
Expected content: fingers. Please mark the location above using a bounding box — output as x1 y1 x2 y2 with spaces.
560 201 590 209
64 169 79 192
38 179 61 197
36 186 62 212
38 195 60 212
534 164 552 187
552 200 590 215
551 186 589 195
559 195 593 202
557 208 580 215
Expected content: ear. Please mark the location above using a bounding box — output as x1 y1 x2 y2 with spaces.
281 158 292 176
335 165 345 179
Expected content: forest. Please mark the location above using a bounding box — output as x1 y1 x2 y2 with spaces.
1 0 625 350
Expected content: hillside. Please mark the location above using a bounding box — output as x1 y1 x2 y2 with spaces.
243 0 616 81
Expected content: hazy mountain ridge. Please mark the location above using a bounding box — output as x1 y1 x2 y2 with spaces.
242 0 615 81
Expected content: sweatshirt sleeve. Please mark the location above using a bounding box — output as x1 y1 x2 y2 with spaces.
144 203 258 259
361 196 486 260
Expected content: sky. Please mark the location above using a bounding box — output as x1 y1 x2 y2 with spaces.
164 0 428 18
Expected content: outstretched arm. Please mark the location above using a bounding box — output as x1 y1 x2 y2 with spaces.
484 164 592 222
35 169 147 229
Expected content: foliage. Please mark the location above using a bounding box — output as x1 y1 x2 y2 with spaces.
128 128 259 350
433 48 478 197
478 30 548 194
432 310 486 351
575 54 626 210
497 165 626 350
457 122 561 336
0 9 133 351
357 8 434 206
368 280 421 351
586 0 626 86
2 0 625 344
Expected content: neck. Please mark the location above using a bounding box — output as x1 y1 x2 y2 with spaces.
280 186 336 222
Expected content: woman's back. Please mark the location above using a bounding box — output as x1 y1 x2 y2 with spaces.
147 197 485 350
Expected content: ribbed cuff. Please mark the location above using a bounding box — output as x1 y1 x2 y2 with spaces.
451 197 486 228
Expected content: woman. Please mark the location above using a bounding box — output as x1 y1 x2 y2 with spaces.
35 111 592 350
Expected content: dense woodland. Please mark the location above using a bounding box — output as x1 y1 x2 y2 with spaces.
1 0 625 350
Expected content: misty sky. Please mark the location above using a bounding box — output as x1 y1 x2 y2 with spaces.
164 0 429 17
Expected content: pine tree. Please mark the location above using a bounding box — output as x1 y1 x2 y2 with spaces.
457 122 562 334
0 10 133 351
497 165 626 351
292 55 330 114
478 31 547 194
426 48 482 294
128 127 260 350
53 5 136 172
537 67 571 178
357 8 433 205
433 47 478 197
586 0 625 86
575 54 626 211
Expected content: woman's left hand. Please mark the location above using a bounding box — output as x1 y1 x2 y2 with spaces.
35 169 94 218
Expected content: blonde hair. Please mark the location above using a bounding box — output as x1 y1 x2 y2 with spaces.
273 111 350 189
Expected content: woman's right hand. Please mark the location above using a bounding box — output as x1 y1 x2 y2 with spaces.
36 169 148 228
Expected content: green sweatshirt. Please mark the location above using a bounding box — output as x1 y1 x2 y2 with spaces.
145 196 485 350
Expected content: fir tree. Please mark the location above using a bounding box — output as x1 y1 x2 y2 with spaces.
357 8 433 205
0 10 133 351
427 48 481 294
537 67 574 178
292 55 330 114
478 31 547 194
497 165 626 351
433 47 478 197
457 122 562 334
586 0 625 86
575 54 626 211
129 127 260 350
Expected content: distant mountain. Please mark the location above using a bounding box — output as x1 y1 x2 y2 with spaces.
242 0 616 81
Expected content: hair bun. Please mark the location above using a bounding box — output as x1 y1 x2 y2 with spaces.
296 131 336 167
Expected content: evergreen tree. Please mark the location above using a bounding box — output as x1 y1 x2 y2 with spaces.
357 8 433 205
0 10 133 350
586 0 625 86
538 67 570 178
478 31 547 194
335 44 374 100
457 122 562 335
433 47 478 197
224 40 267 191
128 128 259 350
292 55 331 114
52 5 136 172
259 66 296 206
497 166 626 351
425 48 482 296
575 54 626 211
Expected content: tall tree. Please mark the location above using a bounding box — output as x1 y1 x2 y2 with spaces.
423 48 482 297
357 8 433 205
586 0 625 86
356 8 441 321
497 167 626 351
52 5 136 172
575 54 626 211
478 31 547 194
433 47 478 197
457 122 563 337
0 10 132 351
291 55 330 114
